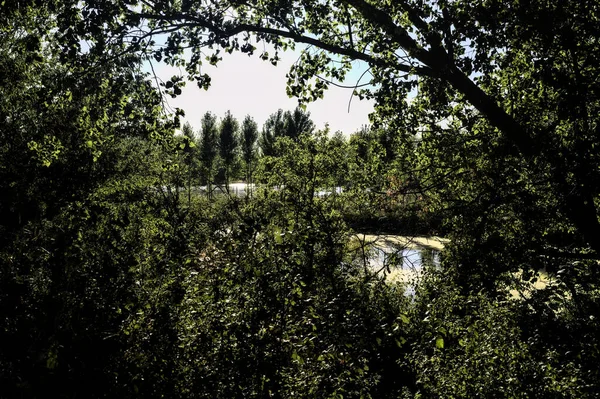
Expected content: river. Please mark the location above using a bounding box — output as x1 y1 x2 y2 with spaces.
354 234 448 294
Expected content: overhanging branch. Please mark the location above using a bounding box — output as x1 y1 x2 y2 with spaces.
134 11 435 77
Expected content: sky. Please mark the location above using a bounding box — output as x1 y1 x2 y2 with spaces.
149 47 375 136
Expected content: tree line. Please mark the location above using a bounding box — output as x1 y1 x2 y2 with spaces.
179 106 316 191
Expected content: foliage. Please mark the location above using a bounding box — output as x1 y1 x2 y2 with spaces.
218 110 240 186
199 111 219 191
241 114 259 185
0 6 178 396
180 122 201 191
0 135 176 397
3 1 600 397
283 106 316 140
66 0 599 254
259 109 286 157
407 274 588 398
259 107 315 156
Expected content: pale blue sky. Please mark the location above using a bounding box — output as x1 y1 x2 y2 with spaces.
148 46 375 135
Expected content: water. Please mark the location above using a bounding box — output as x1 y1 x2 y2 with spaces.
196 183 256 197
367 243 441 295
194 184 343 198
370 246 440 271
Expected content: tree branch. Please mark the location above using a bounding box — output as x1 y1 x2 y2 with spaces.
340 1 535 155
134 11 435 77
341 0 435 65
340 1 600 254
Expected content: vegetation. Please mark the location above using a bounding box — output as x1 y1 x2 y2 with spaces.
240 115 259 188
2 1 600 397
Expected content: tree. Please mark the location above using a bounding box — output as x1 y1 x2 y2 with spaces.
199 111 218 196
70 0 599 255
218 110 239 188
260 109 286 157
181 122 199 200
8 1 600 395
327 130 349 189
259 107 315 157
240 114 258 189
283 106 315 140
0 5 179 396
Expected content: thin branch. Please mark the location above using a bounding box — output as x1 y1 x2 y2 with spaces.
347 67 373 113
314 74 372 90
146 56 172 116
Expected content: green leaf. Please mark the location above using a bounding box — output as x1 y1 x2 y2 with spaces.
436 337 444 349
274 227 284 244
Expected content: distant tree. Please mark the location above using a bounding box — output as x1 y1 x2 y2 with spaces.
347 125 387 192
240 115 258 189
181 122 199 201
200 111 218 197
259 109 286 156
327 130 349 188
351 125 373 163
376 126 398 163
329 130 347 148
284 106 315 140
259 107 315 157
219 110 239 188
182 122 196 141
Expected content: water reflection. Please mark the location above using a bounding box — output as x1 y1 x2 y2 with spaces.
371 247 440 271
369 244 441 295
370 246 440 272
